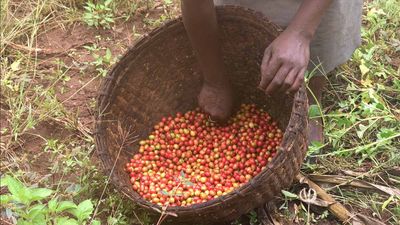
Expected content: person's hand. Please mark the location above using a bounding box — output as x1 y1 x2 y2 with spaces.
198 80 233 123
259 29 311 95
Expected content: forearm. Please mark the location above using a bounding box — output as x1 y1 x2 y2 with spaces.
181 0 226 84
286 0 333 41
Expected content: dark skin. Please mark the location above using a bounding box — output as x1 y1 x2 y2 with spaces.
182 0 332 142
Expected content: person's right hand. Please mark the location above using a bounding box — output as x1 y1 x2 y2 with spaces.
198 80 233 123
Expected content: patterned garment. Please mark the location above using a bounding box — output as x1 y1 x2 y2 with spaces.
214 0 363 75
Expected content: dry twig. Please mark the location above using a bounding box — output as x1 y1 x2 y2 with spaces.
296 173 387 225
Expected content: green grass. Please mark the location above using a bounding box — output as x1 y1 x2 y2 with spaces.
304 0 400 223
1 0 399 224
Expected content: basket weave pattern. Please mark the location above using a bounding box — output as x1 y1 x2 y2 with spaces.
95 6 308 225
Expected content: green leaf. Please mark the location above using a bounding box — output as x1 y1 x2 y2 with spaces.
56 201 77 212
17 219 31 225
377 128 396 139
308 141 324 155
281 190 298 199
160 190 169 196
87 2 95 8
83 6 91 11
335 117 352 128
92 219 101 225
77 199 94 214
69 199 94 222
0 194 12 204
359 63 370 76
308 104 321 118
105 17 114 23
27 204 46 218
104 0 113 6
48 198 58 212
381 195 394 211
104 48 112 63
30 188 53 201
55 217 79 225
2 175 30 204
356 124 369 139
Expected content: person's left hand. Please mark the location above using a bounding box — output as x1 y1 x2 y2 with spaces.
259 29 311 95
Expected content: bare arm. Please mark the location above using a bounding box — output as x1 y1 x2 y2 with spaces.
288 0 333 41
181 0 226 85
181 0 233 122
259 0 333 95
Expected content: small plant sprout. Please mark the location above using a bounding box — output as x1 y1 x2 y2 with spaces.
83 0 115 29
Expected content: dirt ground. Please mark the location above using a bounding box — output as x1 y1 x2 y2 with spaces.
2 1 398 224
13 11 161 180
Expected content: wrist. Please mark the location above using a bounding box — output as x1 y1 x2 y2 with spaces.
284 26 314 43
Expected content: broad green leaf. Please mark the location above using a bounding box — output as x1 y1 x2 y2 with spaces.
69 199 94 222
281 190 298 199
27 204 46 219
30 188 53 201
56 201 77 212
2 175 30 204
308 104 321 118
31 211 47 225
335 117 352 128
48 198 58 212
377 128 396 139
77 199 94 213
92 219 101 225
17 219 32 225
55 217 79 225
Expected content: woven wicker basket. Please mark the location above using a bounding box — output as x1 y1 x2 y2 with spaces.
95 5 308 225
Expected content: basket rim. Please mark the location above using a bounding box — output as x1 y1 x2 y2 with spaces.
94 4 306 216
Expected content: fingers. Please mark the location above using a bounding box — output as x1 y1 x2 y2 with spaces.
278 68 298 94
265 66 290 95
212 105 231 123
287 67 306 94
259 48 280 90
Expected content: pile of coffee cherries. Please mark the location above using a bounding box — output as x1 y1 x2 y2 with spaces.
125 104 282 207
